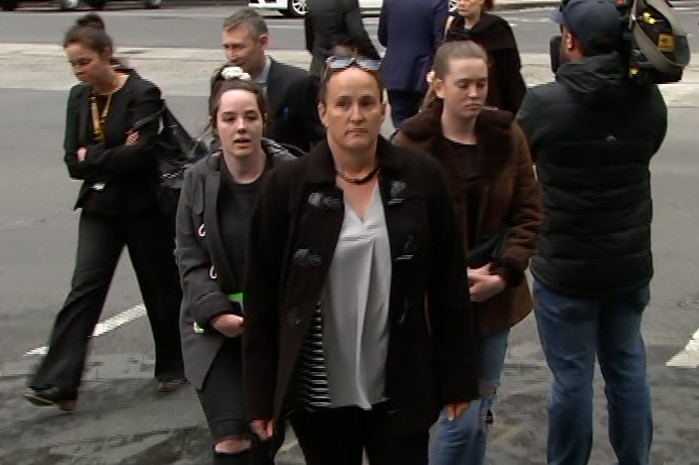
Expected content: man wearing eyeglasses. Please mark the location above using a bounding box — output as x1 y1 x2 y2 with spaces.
221 8 324 152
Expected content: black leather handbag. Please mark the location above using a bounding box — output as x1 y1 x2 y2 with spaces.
132 103 208 215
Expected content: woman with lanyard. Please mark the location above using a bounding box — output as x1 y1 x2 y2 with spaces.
242 55 480 465
395 40 541 465
175 67 296 465
24 13 185 411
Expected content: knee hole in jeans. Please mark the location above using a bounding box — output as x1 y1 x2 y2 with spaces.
478 382 498 430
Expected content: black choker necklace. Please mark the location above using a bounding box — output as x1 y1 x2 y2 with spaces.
336 165 380 185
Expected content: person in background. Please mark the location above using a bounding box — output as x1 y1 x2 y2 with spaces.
378 0 448 129
176 66 296 465
516 0 668 463
25 13 185 411
445 0 526 114
242 56 480 465
222 8 323 152
304 0 380 78
395 40 541 465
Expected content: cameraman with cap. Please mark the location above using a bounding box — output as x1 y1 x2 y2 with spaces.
516 0 667 464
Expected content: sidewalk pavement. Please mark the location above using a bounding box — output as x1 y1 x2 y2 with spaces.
1 44 698 109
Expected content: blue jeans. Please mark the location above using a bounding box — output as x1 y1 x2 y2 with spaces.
429 330 510 465
533 280 653 465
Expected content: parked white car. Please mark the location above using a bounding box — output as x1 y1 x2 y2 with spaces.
248 0 457 18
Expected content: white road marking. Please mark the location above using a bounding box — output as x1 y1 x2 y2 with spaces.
666 327 699 368
23 304 147 357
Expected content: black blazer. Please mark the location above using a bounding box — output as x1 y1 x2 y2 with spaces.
63 69 162 215
175 144 296 389
265 59 324 152
243 137 480 449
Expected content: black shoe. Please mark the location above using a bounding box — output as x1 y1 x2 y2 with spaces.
24 387 77 411
156 377 188 393
213 450 249 465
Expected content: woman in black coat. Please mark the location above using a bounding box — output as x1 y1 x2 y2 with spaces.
24 13 184 410
444 0 526 114
243 57 480 465
175 67 295 465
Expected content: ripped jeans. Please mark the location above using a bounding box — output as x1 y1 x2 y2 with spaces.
429 330 510 465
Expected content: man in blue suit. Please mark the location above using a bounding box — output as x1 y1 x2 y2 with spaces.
379 0 449 129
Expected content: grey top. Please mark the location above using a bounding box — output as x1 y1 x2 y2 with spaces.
321 186 392 409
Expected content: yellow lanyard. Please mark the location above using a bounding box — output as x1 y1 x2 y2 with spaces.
90 93 112 145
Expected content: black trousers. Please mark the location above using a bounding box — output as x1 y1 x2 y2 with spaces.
29 211 184 395
290 403 429 465
197 339 273 465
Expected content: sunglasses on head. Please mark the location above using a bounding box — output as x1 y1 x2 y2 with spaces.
325 56 381 72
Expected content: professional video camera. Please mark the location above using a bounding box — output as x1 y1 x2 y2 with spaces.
549 0 690 85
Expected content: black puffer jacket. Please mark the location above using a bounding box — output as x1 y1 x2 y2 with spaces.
517 52 667 296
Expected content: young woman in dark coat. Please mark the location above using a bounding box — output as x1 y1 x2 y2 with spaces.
24 14 185 411
242 56 480 465
175 67 295 465
444 0 527 114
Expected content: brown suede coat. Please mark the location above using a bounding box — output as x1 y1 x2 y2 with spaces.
394 103 542 333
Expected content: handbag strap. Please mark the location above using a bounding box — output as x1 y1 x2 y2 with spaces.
132 105 165 131
631 0 690 74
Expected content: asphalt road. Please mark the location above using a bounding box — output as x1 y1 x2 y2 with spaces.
0 3 699 465
0 1 697 53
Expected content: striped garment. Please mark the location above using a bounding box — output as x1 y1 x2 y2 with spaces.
288 305 331 411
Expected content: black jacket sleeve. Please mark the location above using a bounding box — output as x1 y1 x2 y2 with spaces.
650 85 668 154
493 47 527 115
243 166 289 420
515 90 544 163
424 157 480 403
302 76 324 149
81 84 162 177
175 168 239 331
304 14 314 54
286 74 323 151
63 85 98 181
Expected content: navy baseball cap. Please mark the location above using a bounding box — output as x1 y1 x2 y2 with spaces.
551 0 621 46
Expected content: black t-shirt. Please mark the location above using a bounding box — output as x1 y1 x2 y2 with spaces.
446 139 482 249
218 160 263 291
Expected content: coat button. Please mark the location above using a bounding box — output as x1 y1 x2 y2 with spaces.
287 307 303 326
209 266 217 280
293 249 323 267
